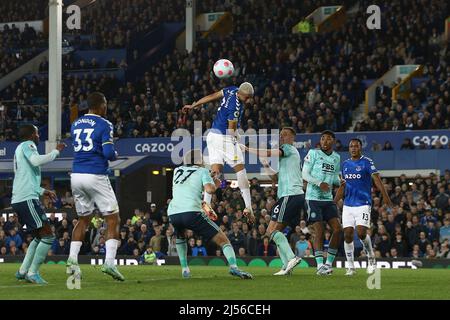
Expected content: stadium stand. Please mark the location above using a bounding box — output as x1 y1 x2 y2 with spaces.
0 0 449 261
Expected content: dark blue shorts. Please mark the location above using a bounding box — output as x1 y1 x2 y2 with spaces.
12 199 48 232
271 194 305 226
169 211 221 241
305 200 339 223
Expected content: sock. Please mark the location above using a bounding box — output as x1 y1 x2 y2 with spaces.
105 239 119 266
314 250 324 268
203 192 212 204
19 238 39 274
271 232 288 268
236 169 251 209
326 248 338 266
222 243 237 268
361 234 374 257
272 231 295 265
344 241 355 268
176 239 188 269
69 241 82 263
28 236 54 275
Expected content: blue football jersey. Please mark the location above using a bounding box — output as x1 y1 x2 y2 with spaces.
342 156 378 206
211 86 243 135
71 114 115 174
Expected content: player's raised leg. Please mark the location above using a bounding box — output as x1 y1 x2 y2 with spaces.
233 163 254 219
203 163 223 210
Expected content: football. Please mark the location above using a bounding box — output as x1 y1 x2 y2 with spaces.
213 59 234 78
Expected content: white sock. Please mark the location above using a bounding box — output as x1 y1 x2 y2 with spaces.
361 235 374 257
105 239 119 266
236 169 251 208
203 192 212 204
69 241 82 263
344 241 355 268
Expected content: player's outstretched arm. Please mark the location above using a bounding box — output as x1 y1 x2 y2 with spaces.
372 173 394 208
182 90 224 113
260 158 278 183
25 142 65 167
302 152 324 188
240 144 282 158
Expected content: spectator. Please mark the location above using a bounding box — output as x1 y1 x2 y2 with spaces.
258 236 276 256
400 138 415 150
149 226 163 253
418 232 430 255
6 229 22 250
289 225 303 249
295 232 310 258
247 229 260 256
392 232 407 257
238 247 247 258
228 222 245 253
435 186 449 212
439 218 450 243
141 245 157 264
52 238 70 255
192 238 207 257
136 224 153 244
383 141 394 150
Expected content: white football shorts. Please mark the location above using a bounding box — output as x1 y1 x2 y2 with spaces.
71 173 119 216
342 205 371 229
206 132 244 166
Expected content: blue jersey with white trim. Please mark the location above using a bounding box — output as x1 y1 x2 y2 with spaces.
71 114 114 175
211 86 243 135
342 156 378 207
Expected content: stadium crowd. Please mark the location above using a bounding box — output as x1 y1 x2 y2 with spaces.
1 0 449 141
1 170 449 260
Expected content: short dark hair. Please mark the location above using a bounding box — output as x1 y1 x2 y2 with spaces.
87 92 106 110
321 130 335 139
19 124 36 141
349 138 362 146
282 127 296 136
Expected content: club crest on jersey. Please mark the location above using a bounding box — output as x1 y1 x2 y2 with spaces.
356 166 362 171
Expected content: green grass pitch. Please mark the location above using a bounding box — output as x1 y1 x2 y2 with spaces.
0 264 449 300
